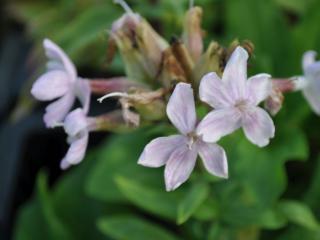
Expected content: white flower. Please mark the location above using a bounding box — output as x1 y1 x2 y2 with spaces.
298 51 320 115
60 108 93 169
197 46 275 147
138 83 228 191
31 39 90 128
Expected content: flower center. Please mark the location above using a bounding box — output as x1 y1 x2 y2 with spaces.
187 132 198 150
235 99 250 112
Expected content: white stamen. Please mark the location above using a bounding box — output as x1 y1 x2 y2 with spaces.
53 122 64 127
97 92 129 103
114 0 134 14
189 0 194 9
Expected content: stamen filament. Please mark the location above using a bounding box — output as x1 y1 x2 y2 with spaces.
114 0 134 14
189 0 194 9
97 92 129 103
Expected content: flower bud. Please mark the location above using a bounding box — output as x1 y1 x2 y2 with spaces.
193 41 224 85
170 37 194 83
182 6 204 62
265 88 284 116
109 9 168 84
158 48 187 88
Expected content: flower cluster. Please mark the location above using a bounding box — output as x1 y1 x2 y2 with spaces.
31 0 320 190
139 46 274 191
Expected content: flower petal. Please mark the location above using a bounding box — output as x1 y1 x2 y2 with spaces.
247 73 272 105
222 46 248 100
60 132 89 169
196 108 241 142
138 135 187 167
75 79 91 114
164 145 198 191
242 107 275 147
198 141 228 178
43 39 77 81
64 108 88 136
303 86 320 115
199 72 233 108
303 51 317 72
166 83 196 135
44 94 75 128
31 70 70 101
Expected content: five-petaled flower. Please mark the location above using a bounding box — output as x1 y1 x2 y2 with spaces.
31 39 91 128
197 46 275 147
296 51 320 115
138 83 228 191
60 108 94 169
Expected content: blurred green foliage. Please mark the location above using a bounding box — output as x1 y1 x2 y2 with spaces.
12 0 320 239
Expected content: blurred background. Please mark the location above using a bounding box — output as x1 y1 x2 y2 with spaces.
2 0 320 239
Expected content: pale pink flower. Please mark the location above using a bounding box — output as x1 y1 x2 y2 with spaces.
296 51 320 115
197 46 275 147
60 108 94 169
31 39 91 128
138 83 228 191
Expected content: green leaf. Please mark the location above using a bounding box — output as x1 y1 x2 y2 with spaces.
277 226 320 240
85 128 174 203
256 208 288 230
177 182 209 224
278 200 320 231
115 175 182 220
51 153 111 240
305 155 320 209
98 215 179 240
85 129 153 202
275 0 310 14
225 0 292 75
14 172 73 240
213 122 308 227
36 172 73 240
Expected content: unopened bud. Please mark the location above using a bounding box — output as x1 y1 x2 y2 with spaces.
158 48 187 88
193 41 224 85
170 37 194 83
182 6 204 62
109 2 168 84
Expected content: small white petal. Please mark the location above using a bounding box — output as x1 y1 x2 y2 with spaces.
302 86 320 115
44 94 75 128
75 79 91 114
242 107 275 147
43 39 77 81
60 159 71 170
197 141 228 178
138 135 187 167
166 83 196 135
303 51 317 72
247 73 272 105
197 108 241 142
31 70 70 101
64 108 88 137
47 60 64 71
199 72 233 108
222 46 249 100
164 145 198 191
60 132 89 168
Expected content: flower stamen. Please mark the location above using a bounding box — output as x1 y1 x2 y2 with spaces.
189 0 194 9
235 99 249 112
97 92 129 103
114 0 134 15
187 131 198 149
